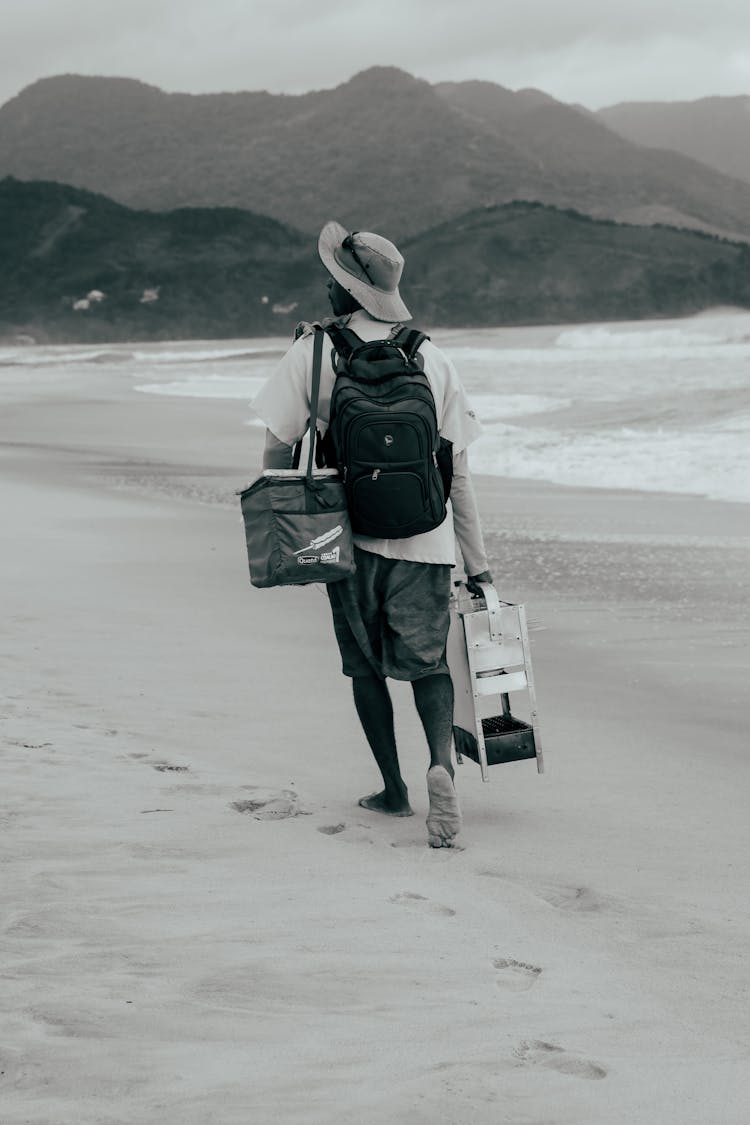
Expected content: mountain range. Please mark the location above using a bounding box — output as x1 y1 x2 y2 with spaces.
3 178 749 343
598 96 750 187
2 69 750 244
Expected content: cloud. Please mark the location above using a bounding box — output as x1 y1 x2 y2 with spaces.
485 37 750 108
2 0 750 109
411 30 750 108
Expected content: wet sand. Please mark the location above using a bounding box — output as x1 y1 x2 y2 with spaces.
1 362 749 1123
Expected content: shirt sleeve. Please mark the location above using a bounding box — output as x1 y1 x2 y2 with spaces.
251 335 313 446
450 448 490 576
422 341 484 454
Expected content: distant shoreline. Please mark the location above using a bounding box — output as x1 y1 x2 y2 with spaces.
4 303 750 349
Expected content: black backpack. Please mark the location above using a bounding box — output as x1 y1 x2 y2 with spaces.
322 323 452 539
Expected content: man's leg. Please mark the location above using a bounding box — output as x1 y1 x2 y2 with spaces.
411 673 454 775
352 673 413 816
412 673 462 847
326 558 412 815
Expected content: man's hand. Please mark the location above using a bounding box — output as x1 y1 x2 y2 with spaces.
466 570 493 597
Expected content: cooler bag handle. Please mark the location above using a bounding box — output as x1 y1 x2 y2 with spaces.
291 326 325 473
305 327 324 481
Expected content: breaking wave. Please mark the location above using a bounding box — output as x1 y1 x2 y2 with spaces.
554 309 750 352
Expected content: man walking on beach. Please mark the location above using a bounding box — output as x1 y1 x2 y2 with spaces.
252 222 491 847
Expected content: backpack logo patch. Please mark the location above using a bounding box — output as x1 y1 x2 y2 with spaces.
384 434 394 446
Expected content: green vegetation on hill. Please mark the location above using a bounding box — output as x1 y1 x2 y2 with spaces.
1 179 749 343
0 178 317 341
403 203 750 325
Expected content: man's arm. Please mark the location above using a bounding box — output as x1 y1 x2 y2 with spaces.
262 429 295 470
252 333 314 459
424 342 490 591
450 448 492 593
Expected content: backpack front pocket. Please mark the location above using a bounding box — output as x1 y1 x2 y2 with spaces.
351 417 427 465
350 470 432 535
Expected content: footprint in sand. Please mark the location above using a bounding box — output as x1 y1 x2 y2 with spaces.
230 787 306 820
151 761 190 773
514 1039 607 1080
535 884 610 914
492 957 542 991
0 1047 44 1091
317 823 346 835
389 892 456 917
477 873 611 917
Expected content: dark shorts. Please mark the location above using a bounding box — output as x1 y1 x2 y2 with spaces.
327 547 452 681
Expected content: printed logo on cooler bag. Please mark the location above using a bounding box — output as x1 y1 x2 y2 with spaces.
294 525 344 566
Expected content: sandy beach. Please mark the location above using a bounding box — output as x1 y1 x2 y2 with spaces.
2 358 749 1124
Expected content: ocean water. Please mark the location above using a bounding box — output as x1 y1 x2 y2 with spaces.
2 309 749 504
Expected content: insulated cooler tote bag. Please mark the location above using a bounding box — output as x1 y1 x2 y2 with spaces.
240 328 356 588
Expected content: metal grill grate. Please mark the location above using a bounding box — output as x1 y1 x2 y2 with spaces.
482 714 532 736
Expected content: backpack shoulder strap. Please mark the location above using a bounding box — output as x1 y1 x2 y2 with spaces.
391 325 429 359
324 323 362 361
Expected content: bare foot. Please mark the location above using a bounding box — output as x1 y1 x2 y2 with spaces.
358 791 414 817
426 766 462 847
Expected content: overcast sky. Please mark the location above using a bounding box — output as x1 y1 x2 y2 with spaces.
3 0 750 110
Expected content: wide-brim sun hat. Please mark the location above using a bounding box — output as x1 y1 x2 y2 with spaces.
318 220 412 322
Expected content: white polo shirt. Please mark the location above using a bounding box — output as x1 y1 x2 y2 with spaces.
252 310 484 565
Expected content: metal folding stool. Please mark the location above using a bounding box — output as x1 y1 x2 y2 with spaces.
447 581 544 782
